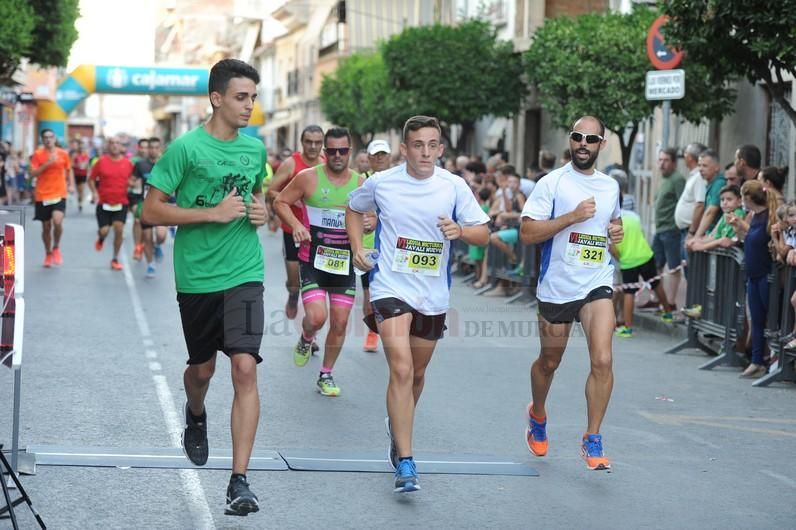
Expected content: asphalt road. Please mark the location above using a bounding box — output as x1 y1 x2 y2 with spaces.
1 202 794 529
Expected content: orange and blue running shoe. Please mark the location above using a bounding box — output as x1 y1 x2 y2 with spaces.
581 433 611 470
525 403 548 457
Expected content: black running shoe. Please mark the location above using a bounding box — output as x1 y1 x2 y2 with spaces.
225 475 260 516
181 403 208 466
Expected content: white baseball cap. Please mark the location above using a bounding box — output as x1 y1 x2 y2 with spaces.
367 139 391 155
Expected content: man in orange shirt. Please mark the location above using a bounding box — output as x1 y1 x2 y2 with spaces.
30 129 75 267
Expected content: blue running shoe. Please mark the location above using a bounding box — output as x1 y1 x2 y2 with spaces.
154 245 164 263
145 264 156 279
394 458 420 493
581 433 611 470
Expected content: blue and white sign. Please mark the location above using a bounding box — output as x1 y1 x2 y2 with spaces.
95 66 209 95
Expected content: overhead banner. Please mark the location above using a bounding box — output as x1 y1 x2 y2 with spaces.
94 66 209 95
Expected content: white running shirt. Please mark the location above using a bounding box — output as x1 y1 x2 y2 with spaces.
521 163 621 304
349 164 490 315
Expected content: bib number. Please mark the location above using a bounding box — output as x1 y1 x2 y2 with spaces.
564 232 607 268
392 236 444 277
314 245 351 275
42 198 62 206
102 203 123 212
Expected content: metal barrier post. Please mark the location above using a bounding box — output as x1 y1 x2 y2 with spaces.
754 265 796 387
698 247 745 370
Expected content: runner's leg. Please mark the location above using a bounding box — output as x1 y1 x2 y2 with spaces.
531 315 571 418
230 353 259 475
578 298 615 434
379 313 415 457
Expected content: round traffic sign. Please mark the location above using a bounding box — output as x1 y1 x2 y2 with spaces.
646 15 684 70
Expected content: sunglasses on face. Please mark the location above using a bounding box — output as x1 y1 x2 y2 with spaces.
324 147 350 156
569 131 604 144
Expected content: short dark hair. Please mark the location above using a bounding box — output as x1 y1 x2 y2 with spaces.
719 184 741 198
660 147 678 163
40 128 54 139
324 126 351 146
499 164 517 177
478 187 491 201
300 125 324 142
208 59 259 98
737 144 762 170
148 136 161 144
402 115 441 142
137 138 149 147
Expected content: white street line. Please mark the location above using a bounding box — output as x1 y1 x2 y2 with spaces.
121 254 216 529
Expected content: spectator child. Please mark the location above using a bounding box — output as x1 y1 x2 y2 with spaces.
691 185 744 252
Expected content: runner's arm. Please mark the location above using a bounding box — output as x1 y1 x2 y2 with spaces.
266 157 295 203
141 186 245 226
273 170 309 232
346 206 365 255
520 214 577 245
459 224 489 246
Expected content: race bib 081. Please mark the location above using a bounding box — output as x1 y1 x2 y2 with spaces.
314 245 351 276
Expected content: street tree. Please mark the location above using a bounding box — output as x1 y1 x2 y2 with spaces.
381 19 527 152
320 51 397 147
524 6 735 170
0 0 80 83
662 0 796 127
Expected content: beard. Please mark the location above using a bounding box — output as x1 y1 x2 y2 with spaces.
571 148 599 171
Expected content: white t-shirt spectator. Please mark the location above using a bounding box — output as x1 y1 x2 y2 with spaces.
349 164 490 315
520 177 535 198
521 163 621 304
674 168 707 230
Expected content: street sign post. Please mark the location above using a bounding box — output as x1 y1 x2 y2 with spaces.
646 15 684 149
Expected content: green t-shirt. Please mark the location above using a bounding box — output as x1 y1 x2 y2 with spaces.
148 126 267 293
616 210 654 270
704 174 727 232
654 171 685 232
712 207 744 239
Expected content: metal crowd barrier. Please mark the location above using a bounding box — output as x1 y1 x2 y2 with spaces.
476 237 537 305
756 263 796 387
666 248 746 370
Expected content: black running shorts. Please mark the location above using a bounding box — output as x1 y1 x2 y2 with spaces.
33 199 66 221
177 282 265 365
95 204 129 228
364 297 447 341
537 286 614 325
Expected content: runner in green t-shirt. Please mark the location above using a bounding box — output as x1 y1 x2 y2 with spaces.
141 59 266 517
610 203 675 338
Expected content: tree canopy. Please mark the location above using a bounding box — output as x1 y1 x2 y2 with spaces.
319 51 397 147
524 5 735 169
662 0 796 127
381 19 527 151
0 0 80 83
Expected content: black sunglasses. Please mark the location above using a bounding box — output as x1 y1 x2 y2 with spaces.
324 147 350 156
569 131 604 144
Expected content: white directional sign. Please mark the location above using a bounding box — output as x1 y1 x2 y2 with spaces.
645 69 685 100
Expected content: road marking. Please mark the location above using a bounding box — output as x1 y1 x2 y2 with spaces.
638 411 796 438
145 349 158 359
148 361 162 371
121 254 215 529
760 470 796 488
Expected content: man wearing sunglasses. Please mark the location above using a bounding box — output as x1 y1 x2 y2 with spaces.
274 127 363 397
267 125 325 321
520 115 624 471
